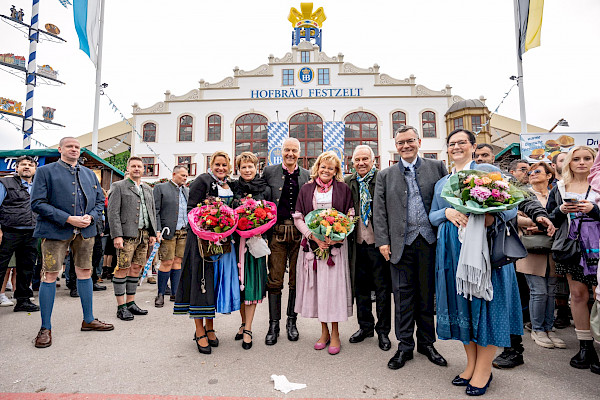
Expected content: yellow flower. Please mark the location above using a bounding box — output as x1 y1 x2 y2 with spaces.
481 177 492 185
488 172 502 181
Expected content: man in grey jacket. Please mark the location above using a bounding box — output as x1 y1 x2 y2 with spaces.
153 165 189 307
108 156 158 321
374 126 448 370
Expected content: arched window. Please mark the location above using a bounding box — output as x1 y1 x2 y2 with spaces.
178 115 193 141
391 111 406 136
207 114 221 141
142 122 156 142
289 112 323 169
235 113 268 170
422 111 437 138
344 111 379 170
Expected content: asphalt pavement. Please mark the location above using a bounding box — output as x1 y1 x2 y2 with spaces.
0 281 598 399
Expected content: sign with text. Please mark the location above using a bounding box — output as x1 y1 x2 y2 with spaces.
0 156 46 172
251 88 363 99
520 132 600 163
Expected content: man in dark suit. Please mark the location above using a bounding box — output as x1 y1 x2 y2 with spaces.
31 137 113 348
108 157 158 321
346 145 392 351
153 165 189 307
262 137 310 345
374 126 448 370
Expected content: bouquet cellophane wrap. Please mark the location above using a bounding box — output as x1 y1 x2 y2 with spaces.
304 208 355 241
440 170 525 215
234 200 278 238
188 206 239 243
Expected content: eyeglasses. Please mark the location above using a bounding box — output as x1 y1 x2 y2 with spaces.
516 167 529 172
395 138 418 146
527 169 544 176
447 140 470 148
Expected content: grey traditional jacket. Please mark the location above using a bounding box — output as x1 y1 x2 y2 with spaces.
108 179 157 239
373 157 447 264
153 181 189 240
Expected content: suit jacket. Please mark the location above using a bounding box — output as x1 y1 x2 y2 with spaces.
345 170 378 293
374 157 447 264
262 163 310 206
108 179 157 239
31 161 104 240
153 180 189 240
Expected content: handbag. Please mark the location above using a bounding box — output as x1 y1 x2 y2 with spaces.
198 237 232 259
552 187 589 265
489 214 528 268
521 234 553 254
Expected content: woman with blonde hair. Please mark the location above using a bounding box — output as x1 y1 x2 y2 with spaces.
293 151 354 355
174 151 240 355
547 145 600 374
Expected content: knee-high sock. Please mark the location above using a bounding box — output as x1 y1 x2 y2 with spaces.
77 278 95 323
157 270 170 295
113 277 126 297
170 268 182 296
39 282 56 330
126 276 139 296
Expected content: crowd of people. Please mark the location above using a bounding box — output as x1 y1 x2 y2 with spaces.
1 131 599 397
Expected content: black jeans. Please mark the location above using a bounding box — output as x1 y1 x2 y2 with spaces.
391 235 436 351
0 228 37 301
355 241 391 334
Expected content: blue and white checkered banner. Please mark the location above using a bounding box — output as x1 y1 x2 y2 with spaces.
268 122 288 165
323 121 345 170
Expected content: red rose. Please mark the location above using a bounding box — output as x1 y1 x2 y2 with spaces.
255 207 267 220
238 217 250 230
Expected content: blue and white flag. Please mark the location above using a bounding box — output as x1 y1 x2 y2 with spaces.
58 0 72 8
267 122 289 165
73 0 101 66
323 121 345 170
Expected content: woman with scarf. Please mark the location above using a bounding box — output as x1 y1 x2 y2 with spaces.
230 152 271 350
429 129 522 396
293 151 354 355
548 145 600 374
174 151 240 355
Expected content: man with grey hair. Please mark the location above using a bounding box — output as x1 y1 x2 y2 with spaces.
345 144 391 351
375 125 448 369
262 137 310 345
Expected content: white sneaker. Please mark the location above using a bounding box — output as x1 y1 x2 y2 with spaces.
0 293 14 307
531 331 555 348
547 331 566 349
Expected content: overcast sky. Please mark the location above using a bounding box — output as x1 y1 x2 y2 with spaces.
1 0 599 150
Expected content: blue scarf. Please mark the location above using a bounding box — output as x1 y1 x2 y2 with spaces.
357 167 376 226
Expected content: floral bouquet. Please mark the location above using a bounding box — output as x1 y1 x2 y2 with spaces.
234 195 277 290
441 170 525 214
188 196 238 256
304 208 356 262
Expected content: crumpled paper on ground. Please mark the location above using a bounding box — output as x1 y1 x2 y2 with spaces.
270 374 307 394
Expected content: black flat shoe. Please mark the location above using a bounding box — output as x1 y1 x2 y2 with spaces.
452 375 470 386
349 328 374 343
194 334 211 354
235 323 245 341
417 344 448 366
466 373 492 396
242 329 253 350
205 328 219 347
387 350 413 370
378 333 391 351
93 283 107 291
117 307 134 321
128 303 148 315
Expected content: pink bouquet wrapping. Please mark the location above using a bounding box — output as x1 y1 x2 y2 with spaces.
188 197 239 256
234 196 277 290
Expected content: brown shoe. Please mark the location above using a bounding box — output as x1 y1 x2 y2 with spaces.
34 328 52 348
147 276 157 284
81 319 115 331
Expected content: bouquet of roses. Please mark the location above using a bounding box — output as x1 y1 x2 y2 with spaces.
188 196 238 255
234 195 277 289
305 208 356 261
441 170 525 214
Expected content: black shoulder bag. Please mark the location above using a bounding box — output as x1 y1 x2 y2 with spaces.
489 213 528 268
552 187 590 265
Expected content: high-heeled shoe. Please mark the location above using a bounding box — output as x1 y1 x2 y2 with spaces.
193 334 211 354
205 327 219 347
451 375 470 386
235 323 245 341
314 338 330 350
242 329 253 350
465 373 492 396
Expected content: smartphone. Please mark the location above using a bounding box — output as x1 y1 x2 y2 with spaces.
564 198 579 203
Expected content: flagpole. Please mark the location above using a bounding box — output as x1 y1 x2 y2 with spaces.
91 0 106 155
513 0 528 135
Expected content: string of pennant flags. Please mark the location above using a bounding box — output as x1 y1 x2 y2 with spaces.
97 133 129 157
103 91 173 173
473 83 518 147
0 114 50 148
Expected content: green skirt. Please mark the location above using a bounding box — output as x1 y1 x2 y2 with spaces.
242 252 267 304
